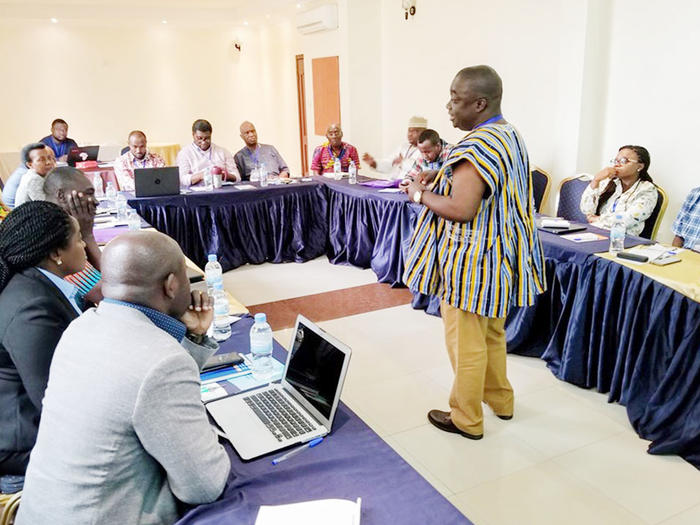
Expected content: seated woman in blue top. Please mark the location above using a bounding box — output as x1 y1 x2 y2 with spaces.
0 201 87 476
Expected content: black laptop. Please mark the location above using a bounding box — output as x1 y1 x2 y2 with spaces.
134 167 180 197
66 145 99 166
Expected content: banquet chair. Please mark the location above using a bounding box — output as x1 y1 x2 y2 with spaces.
531 167 551 212
120 146 129 155
639 185 668 240
0 491 21 525
556 174 591 223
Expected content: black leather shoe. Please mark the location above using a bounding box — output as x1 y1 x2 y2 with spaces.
427 410 483 440
497 414 513 421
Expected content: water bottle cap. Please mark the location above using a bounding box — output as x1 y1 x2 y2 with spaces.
254 313 267 323
208 254 217 262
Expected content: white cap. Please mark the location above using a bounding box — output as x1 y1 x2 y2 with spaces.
408 116 428 128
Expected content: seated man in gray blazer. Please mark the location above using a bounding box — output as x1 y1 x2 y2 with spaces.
17 231 230 525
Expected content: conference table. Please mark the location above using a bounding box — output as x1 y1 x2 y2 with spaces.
124 177 700 471
94 206 469 524
175 316 469 525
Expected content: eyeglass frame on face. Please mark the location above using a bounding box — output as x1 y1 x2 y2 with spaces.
609 156 640 167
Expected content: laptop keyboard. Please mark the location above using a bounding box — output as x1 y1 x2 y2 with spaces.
244 389 316 442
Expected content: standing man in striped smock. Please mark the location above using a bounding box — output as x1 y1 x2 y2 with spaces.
403 66 546 439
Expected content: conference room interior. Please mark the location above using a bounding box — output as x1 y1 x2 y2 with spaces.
1 1 699 524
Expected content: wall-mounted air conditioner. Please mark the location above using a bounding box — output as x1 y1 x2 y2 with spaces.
296 4 338 34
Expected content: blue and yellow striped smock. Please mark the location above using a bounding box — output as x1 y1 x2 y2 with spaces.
403 122 546 318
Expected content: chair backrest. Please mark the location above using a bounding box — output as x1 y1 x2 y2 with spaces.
556 174 591 222
120 146 130 155
531 167 552 213
639 185 668 240
0 491 22 525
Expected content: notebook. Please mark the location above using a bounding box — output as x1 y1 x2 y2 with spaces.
206 315 351 460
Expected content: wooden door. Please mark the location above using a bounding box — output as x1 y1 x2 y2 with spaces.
295 54 309 175
311 56 341 136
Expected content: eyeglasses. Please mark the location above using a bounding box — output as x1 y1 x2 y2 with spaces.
609 157 639 166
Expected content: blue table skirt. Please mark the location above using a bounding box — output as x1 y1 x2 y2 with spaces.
128 183 328 272
128 182 700 470
506 255 700 468
177 316 470 525
322 177 416 286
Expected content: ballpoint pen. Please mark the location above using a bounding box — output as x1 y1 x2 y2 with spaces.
271 437 324 465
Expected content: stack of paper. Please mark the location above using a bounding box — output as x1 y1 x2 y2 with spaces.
255 498 361 525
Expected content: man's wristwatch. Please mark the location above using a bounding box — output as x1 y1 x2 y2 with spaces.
185 331 217 348
412 189 423 203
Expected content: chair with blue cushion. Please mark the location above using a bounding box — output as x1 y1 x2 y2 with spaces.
120 146 130 155
556 174 592 223
639 185 668 240
531 167 551 212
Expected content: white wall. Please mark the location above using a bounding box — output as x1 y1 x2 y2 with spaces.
601 0 700 242
295 0 382 170
0 18 301 174
1 1 696 241
378 0 591 192
294 0 350 160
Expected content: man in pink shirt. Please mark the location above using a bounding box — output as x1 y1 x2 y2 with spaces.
113 131 165 191
176 120 240 187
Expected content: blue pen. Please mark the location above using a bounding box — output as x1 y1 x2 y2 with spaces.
271 437 324 465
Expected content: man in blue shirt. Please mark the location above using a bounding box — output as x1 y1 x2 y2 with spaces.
673 187 700 251
40 119 78 162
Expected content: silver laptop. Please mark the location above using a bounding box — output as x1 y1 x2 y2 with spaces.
97 144 121 162
206 315 351 460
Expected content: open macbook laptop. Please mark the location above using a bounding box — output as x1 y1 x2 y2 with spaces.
206 315 351 460
134 167 180 197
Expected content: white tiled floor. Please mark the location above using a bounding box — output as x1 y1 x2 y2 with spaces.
227 261 700 525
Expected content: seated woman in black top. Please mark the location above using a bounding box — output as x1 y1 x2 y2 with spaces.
0 201 87 476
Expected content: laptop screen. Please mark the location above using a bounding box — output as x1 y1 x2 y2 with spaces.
285 322 346 420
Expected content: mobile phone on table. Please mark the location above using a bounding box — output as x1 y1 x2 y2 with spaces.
202 351 244 372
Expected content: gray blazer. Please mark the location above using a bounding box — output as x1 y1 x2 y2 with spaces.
17 301 230 525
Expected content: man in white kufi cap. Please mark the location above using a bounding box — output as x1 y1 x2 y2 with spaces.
363 116 427 180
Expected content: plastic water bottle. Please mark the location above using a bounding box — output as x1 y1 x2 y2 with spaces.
93 173 104 198
250 163 260 182
115 193 128 221
105 181 117 206
203 168 213 191
212 283 231 341
127 209 140 231
333 157 342 180
348 159 357 184
259 163 268 187
204 254 223 296
609 213 626 254
250 313 273 380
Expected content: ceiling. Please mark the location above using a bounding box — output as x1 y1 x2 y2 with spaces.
0 0 306 25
